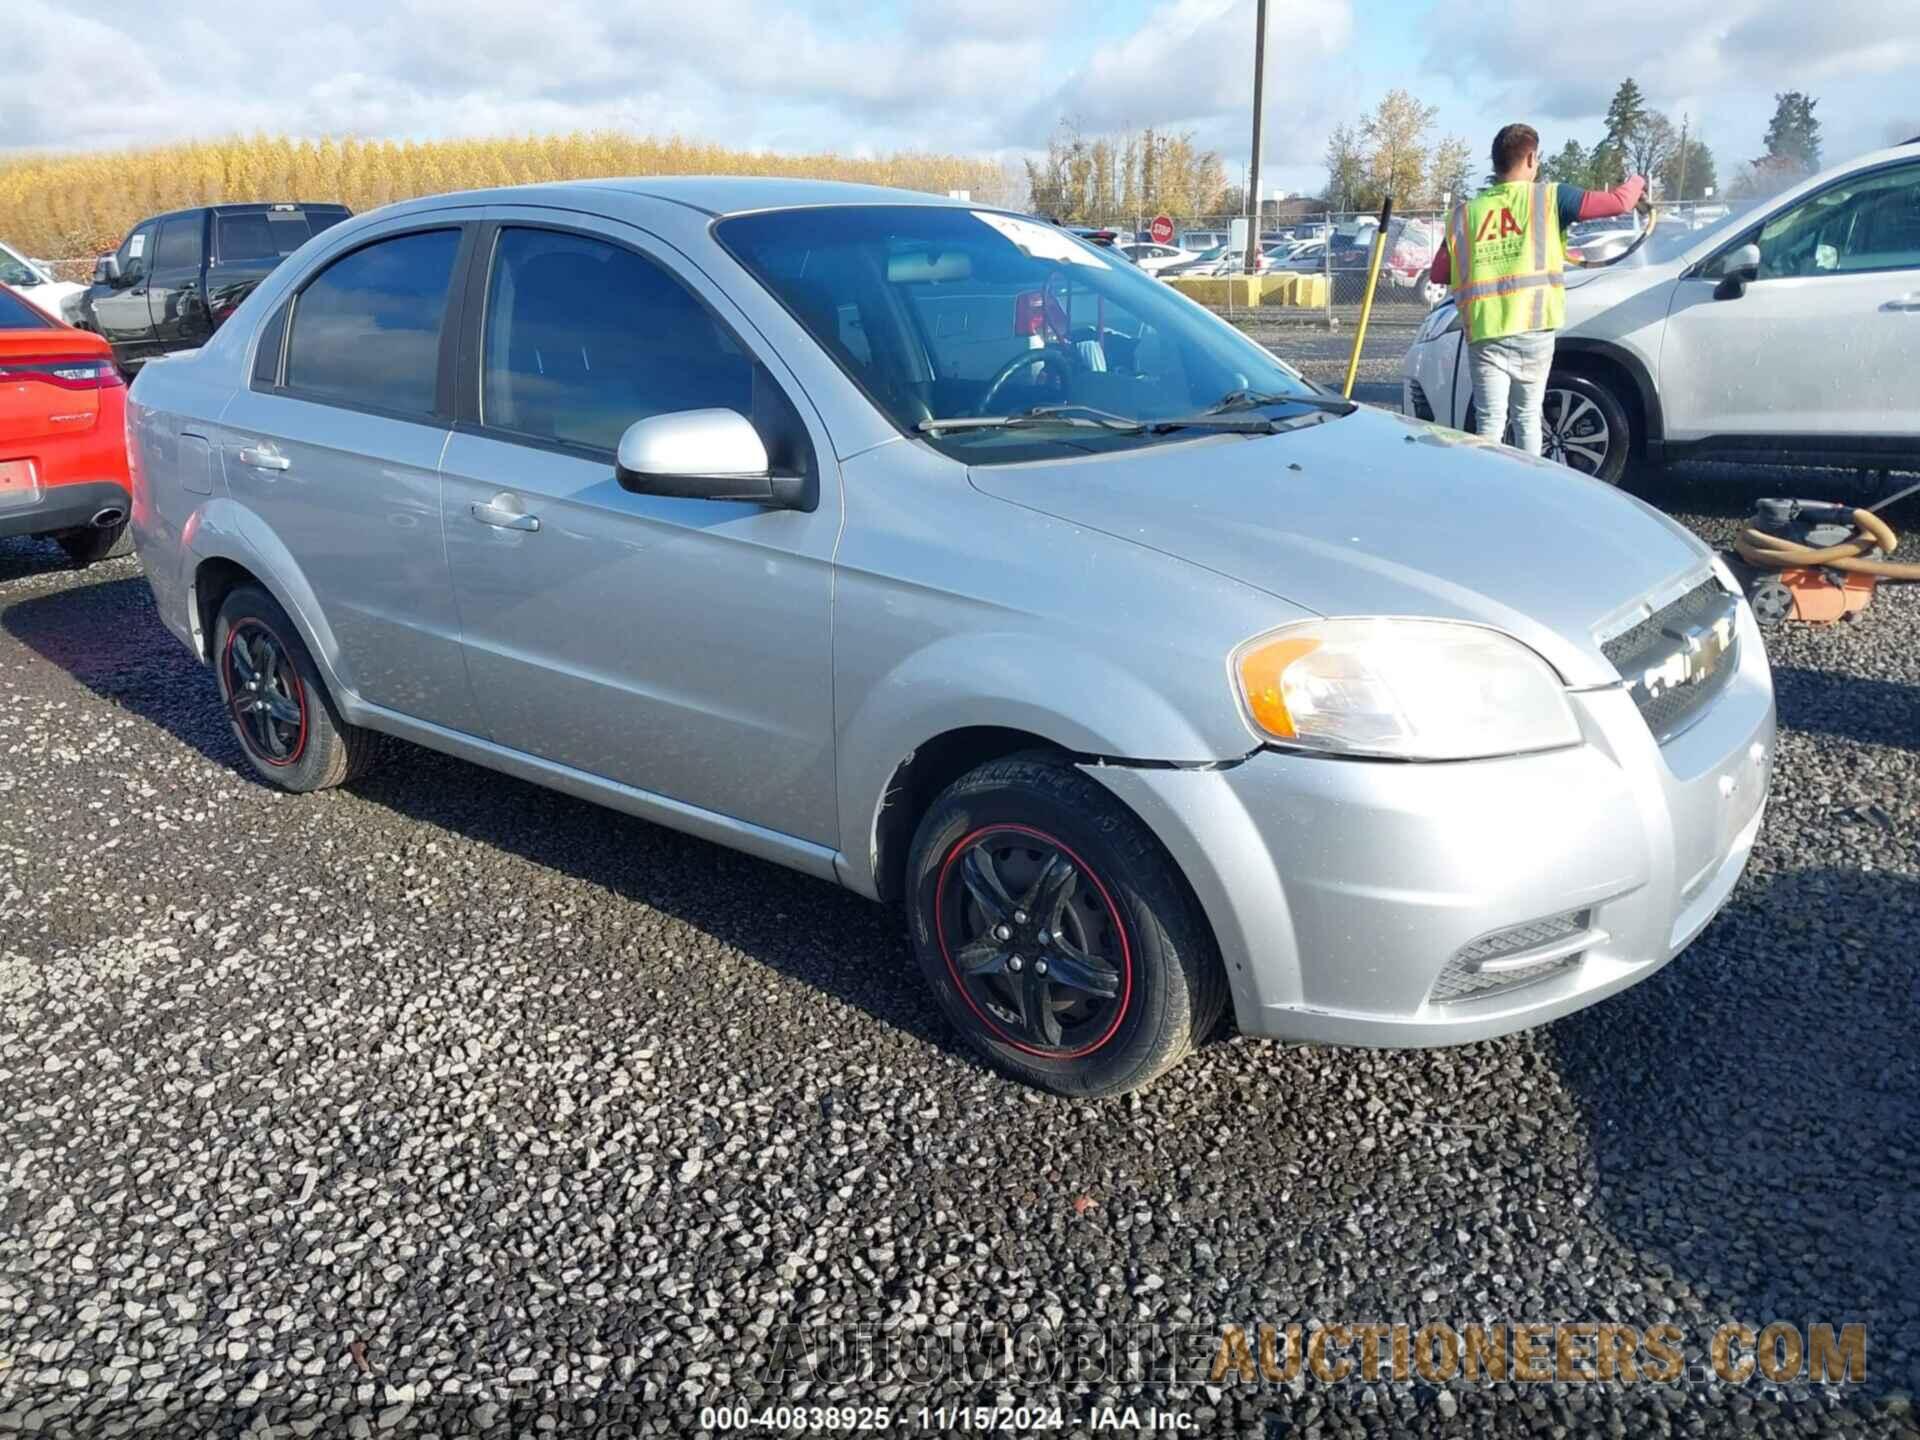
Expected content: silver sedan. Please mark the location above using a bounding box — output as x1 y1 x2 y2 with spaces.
128 179 1774 1095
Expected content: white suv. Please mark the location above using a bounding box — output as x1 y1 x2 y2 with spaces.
1402 139 1920 483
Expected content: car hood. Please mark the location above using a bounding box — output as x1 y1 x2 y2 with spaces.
967 406 1713 687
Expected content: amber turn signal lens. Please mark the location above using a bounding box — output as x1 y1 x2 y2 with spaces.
1235 635 1322 739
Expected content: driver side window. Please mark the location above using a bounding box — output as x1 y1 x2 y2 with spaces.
118 225 155 286
1756 162 1920 279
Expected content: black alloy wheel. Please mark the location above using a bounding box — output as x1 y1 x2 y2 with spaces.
221 618 308 767
935 824 1131 1058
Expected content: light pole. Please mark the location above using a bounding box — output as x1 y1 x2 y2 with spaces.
1243 0 1267 274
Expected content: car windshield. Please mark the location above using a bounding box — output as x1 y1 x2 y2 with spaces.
0 247 42 288
716 205 1322 461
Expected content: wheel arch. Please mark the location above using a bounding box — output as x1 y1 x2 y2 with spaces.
1552 338 1662 455
185 511 357 716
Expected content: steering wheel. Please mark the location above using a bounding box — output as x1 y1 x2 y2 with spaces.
979 344 1078 415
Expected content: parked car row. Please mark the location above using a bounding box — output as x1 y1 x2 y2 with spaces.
1403 137 1920 483
101 178 1775 1096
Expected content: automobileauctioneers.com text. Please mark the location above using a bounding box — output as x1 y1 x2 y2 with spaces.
755 1319 1869 1389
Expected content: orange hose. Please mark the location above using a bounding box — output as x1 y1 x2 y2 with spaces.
1735 507 1920 579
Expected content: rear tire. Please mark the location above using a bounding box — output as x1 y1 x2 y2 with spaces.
904 755 1226 1097
212 585 382 792
57 522 132 567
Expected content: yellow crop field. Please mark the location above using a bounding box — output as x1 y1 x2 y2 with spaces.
0 133 1018 259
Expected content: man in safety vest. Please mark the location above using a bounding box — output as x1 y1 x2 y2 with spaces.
1429 125 1645 458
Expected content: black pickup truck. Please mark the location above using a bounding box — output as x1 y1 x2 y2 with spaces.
75 202 350 371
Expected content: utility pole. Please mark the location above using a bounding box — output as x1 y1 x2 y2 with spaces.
1243 0 1267 273
1676 113 1690 201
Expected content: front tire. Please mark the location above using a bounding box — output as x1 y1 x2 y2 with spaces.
212 585 382 792
56 522 132 567
905 756 1226 1097
1464 369 1633 484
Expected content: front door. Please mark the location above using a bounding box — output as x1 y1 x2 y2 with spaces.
1659 158 1920 447
439 219 840 845
218 224 478 736
93 222 157 363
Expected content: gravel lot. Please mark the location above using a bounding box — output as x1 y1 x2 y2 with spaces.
2 461 1916 1438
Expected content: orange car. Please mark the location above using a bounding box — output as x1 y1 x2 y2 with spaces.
0 282 133 567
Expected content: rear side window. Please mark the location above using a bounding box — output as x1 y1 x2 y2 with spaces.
0 288 51 329
479 227 753 452
152 216 204 272
219 213 280 262
251 303 288 386
285 229 460 418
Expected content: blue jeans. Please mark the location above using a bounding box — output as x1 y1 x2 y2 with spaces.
1468 331 1555 456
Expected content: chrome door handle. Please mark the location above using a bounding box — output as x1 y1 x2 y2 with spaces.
1883 293 1920 312
236 445 291 472
469 501 540 532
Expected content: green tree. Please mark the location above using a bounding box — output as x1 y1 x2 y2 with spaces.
1763 91 1823 173
1658 138 1717 201
1601 78 1649 156
1359 89 1437 207
1540 139 1590 186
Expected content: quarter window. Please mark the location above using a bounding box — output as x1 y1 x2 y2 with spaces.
284 229 460 418
480 227 754 452
1756 162 1920 278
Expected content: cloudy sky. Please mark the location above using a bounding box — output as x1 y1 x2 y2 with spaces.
8 0 1918 196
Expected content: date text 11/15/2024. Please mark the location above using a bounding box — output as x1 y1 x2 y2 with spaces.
697 1404 1195 1431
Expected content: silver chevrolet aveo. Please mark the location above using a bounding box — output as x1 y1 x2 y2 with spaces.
129 179 1775 1095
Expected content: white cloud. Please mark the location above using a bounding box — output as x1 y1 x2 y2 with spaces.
1424 0 1920 166
5 0 1353 175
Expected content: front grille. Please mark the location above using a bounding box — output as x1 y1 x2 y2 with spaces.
1406 378 1434 420
1601 580 1740 744
1430 908 1590 1004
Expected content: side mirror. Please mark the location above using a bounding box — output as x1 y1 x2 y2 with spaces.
94 256 122 286
614 409 802 507
1714 243 1760 300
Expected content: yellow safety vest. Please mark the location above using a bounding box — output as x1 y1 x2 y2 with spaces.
1448 182 1566 343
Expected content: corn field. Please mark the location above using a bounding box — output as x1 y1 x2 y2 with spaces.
0 133 1019 259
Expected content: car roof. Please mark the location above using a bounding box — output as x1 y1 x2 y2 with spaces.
375 176 985 221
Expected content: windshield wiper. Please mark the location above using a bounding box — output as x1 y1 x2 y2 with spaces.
919 402 1301 437
917 404 1150 434
1206 387 1359 416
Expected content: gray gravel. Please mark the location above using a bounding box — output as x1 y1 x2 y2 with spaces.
2 462 1917 1438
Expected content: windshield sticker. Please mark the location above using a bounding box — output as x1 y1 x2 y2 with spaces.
128 234 146 259
973 212 1110 270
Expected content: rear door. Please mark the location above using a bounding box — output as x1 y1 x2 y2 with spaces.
93 222 158 361
217 221 481 735
1659 158 1920 450
147 212 212 352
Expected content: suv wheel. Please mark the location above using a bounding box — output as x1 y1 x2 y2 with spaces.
905 756 1226 1096
1465 369 1633 484
213 585 382 791
56 522 132 568
1540 372 1631 483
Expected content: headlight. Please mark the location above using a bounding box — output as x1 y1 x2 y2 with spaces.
1233 619 1581 760
1417 302 1461 343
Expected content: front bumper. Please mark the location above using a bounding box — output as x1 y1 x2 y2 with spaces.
1402 324 1472 432
1086 596 1775 1047
0 478 133 540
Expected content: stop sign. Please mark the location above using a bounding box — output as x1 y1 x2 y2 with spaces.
1150 214 1175 246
